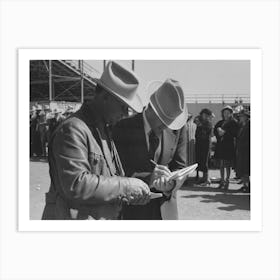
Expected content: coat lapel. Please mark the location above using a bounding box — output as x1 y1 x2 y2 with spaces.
77 105 117 176
95 127 116 176
159 129 177 164
133 114 152 169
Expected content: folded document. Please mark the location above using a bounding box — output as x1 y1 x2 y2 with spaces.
168 163 198 181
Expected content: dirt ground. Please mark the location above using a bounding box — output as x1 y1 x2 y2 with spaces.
30 159 250 220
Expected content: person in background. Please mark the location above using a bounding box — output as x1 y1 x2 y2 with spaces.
48 108 64 138
63 105 75 118
38 110 48 157
236 109 250 193
214 106 239 190
42 61 150 220
186 114 197 166
114 79 188 220
31 105 43 157
30 106 37 157
194 115 201 181
195 108 214 186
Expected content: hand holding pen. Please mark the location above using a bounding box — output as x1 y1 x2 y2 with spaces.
149 160 174 193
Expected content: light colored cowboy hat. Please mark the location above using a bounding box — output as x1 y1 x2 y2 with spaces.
96 61 143 113
221 105 233 113
149 79 188 130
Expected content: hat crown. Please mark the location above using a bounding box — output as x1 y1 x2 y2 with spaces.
100 61 139 101
151 79 185 122
222 105 233 113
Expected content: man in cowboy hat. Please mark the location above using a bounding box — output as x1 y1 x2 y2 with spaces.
113 79 188 219
42 61 151 220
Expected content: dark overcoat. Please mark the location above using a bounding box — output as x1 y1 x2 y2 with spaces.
214 118 238 161
195 119 212 172
113 113 187 220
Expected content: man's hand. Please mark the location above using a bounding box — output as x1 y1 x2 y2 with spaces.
217 127 225 136
150 164 171 185
152 177 175 193
152 173 187 196
122 178 151 205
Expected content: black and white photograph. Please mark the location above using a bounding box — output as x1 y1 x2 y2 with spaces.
21 49 259 227
1 1 280 280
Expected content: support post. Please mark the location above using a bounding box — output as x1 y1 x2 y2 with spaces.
103 60 106 70
49 60 52 101
132 60 135 71
80 60 84 103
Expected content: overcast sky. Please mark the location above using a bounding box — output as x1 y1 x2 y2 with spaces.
86 60 250 104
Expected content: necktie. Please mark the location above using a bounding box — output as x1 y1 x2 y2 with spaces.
148 130 160 160
105 125 125 176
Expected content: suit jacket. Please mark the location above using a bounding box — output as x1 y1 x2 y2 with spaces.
113 113 187 220
42 104 132 220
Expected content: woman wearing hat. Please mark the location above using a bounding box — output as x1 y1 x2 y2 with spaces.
236 109 250 193
214 105 239 190
195 108 214 186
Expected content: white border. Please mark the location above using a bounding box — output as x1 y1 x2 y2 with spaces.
18 49 262 231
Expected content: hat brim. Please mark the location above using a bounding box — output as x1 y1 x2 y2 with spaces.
150 101 188 130
222 107 233 113
96 80 143 113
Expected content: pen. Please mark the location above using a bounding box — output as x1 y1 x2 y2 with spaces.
150 159 158 166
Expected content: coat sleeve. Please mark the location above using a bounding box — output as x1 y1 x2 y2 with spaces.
50 120 130 207
214 121 221 139
169 125 187 171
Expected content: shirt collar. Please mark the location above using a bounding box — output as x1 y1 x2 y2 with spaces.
143 107 152 136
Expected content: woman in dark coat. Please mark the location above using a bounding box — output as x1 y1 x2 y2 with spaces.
195 108 214 186
236 110 250 192
214 106 238 190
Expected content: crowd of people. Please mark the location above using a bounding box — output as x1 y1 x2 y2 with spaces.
29 60 250 220
30 104 75 158
189 105 250 193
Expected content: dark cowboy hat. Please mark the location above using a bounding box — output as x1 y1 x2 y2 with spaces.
200 108 214 117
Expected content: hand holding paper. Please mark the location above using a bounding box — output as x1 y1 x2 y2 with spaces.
150 162 198 194
150 163 171 185
167 163 198 181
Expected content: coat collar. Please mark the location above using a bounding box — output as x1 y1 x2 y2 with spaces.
75 104 117 176
137 113 177 164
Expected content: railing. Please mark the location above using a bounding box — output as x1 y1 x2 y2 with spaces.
186 93 250 104
58 60 250 104
62 60 100 81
